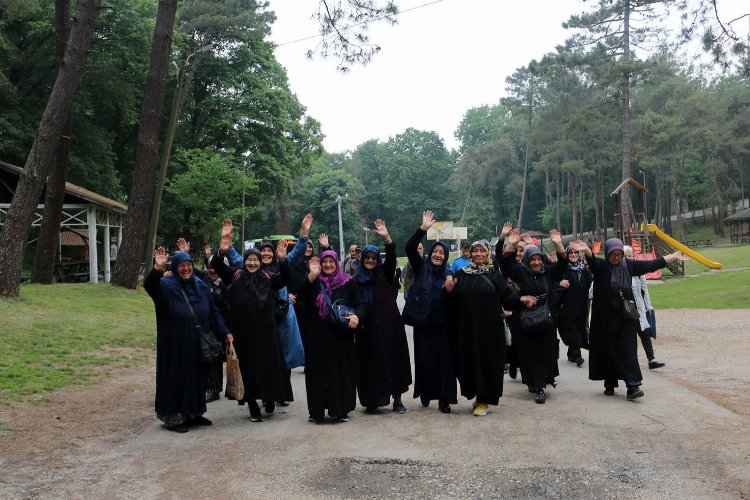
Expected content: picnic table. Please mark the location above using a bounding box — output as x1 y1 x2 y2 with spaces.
683 239 712 248
54 260 91 283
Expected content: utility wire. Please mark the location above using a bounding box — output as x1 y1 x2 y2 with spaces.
276 0 447 47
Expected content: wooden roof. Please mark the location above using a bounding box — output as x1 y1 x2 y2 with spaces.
724 207 750 221
610 177 648 196
0 160 127 213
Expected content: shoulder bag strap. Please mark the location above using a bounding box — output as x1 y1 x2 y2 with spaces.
179 287 200 327
318 281 334 308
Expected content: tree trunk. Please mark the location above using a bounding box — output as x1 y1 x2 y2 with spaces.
0 0 101 297
620 0 633 233
517 105 532 228
675 195 687 242
570 173 577 237
555 167 561 230
32 0 72 284
112 0 178 289
594 167 603 237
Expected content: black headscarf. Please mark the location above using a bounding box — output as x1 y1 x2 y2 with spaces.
605 238 631 293
520 244 545 277
239 247 270 308
259 242 280 274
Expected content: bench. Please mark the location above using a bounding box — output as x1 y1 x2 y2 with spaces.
683 239 712 248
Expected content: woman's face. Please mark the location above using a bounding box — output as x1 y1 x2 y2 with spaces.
607 249 624 266
362 251 379 270
470 246 488 265
624 248 634 258
305 244 314 257
244 254 261 273
321 256 337 276
515 243 526 263
430 245 445 266
567 250 579 263
260 247 274 265
417 243 424 258
175 260 194 280
529 254 544 271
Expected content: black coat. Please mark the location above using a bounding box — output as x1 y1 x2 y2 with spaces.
298 276 366 420
448 268 521 405
144 269 229 421
352 242 412 408
501 252 567 390
556 265 593 350
211 255 290 404
587 255 667 385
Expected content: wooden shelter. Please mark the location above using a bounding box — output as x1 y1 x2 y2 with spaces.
0 160 127 283
725 207 750 245
610 177 649 245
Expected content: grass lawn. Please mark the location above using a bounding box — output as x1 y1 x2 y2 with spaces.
0 283 155 407
649 269 750 309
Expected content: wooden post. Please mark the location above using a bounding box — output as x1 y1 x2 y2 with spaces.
103 214 111 283
87 206 98 283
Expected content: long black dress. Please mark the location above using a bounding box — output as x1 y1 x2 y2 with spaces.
352 243 412 408
587 255 667 388
556 264 593 359
448 267 521 405
298 275 367 421
211 255 290 407
501 251 567 392
405 228 458 408
144 268 229 427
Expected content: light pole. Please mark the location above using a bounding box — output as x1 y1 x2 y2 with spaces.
640 169 648 225
335 194 347 258
362 226 371 246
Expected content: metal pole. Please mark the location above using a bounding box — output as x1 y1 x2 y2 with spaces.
363 227 370 246
336 195 345 259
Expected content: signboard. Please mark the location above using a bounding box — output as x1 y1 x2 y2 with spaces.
427 221 468 240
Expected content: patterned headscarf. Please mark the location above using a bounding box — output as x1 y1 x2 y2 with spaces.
565 244 585 272
605 238 631 292
316 250 352 319
355 244 381 307
463 240 492 275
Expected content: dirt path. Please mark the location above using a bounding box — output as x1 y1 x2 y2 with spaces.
1 309 749 498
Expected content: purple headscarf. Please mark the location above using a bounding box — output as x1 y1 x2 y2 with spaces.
316 250 352 319
605 238 631 292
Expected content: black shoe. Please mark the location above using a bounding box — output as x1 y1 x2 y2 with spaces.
627 386 644 400
336 415 349 423
576 357 584 367
264 401 276 414
535 390 546 404
168 424 189 433
249 404 264 422
188 416 212 426
308 415 323 423
649 359 666 369
438 404 451 414
205 391 220 403
420 395 430 408
364 406 378 413
604 387 615 396
508 366 517 379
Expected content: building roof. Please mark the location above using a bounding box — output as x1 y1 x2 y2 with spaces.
0 160 127 213
610 177 648 196
724 207 750 221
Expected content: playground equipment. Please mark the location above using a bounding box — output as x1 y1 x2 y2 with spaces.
611 178 722 276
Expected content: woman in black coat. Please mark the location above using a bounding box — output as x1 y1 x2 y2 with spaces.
145 249 232 433
569 238 687 399
297 249 367 422
402 210 457 414
211 221 290 422
352 220 412 414
556 245 593 367
445 238 524 416
501 229 568 404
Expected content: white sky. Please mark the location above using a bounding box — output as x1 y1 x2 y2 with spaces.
268 0 749 154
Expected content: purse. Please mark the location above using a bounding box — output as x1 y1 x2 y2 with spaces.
224 341 244 401
520 302 553 331
180 288 223 364
619 290 640 320
273 292 290 321
319 282 357 331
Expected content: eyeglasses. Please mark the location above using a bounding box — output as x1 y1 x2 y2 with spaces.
363 254 379 262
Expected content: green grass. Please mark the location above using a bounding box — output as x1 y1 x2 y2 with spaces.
0 283 155 407
649 269 750 309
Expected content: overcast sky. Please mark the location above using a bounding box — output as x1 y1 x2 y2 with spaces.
268 0 748 154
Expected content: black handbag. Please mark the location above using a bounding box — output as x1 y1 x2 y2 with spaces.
520 302 553 331
273 292 290 321
319 282 357 331
180 288 223 364
619 290 640 320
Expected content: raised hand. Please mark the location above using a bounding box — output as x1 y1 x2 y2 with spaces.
420 210 436 231
176 237 190 253
549 229 562 246
300 213 313 238
521 233 532 245
276 239 288 262
153 246 168 271
508 228 521 246
568 240 589 253
500 221 514 239
443 275 457 293
308 256 321 281
374 219 390 241
318 233 329 248
220 218 233 254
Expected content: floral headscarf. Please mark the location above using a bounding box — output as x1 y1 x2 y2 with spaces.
316 250 352 319
463 239 492 275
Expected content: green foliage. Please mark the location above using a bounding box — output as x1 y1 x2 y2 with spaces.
0 284 155 406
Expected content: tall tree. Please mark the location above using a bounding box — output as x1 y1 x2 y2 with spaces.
0 0 102 297
111 0 178 289
31 0 71 284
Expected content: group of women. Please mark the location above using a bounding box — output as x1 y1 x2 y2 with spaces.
145 210 686 431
